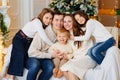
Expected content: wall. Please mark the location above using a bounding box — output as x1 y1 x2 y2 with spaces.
5 0 21 46
6 0 51 46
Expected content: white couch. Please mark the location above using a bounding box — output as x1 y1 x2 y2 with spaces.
2 27 120 80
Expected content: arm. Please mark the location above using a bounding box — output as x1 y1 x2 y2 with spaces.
48 44 63 59
74 20 94 41
37 21 53 45
28 32 52 59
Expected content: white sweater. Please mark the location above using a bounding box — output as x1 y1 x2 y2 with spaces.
28 25 56 59
22 18 53 45
74 19 113 43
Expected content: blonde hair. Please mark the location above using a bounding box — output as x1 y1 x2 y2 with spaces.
56 28 70 38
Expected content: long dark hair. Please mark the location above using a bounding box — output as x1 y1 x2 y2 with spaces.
73 10 89 28
37 8 54 29
74 22 85 49
73 11 90 48
64 14 84 48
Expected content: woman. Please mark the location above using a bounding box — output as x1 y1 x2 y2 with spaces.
73 10 115 64
60 14 96 80
5 8 54 80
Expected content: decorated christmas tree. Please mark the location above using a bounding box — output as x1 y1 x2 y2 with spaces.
49 0 98 16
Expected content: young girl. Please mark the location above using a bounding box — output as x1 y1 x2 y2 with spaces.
73 10 116 64
48 28 73 78
2 8 54 80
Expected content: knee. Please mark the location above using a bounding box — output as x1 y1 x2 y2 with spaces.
44 63 54 74
92 48 99 56
27 58 40 70
47 64 54 73
87 48 93 57
32 60 40 69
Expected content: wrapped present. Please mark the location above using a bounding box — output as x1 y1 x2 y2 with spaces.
98 15 120 27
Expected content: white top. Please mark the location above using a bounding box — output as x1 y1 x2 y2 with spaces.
60 39 96 80
48 42 73 59
74 19 113 43
22 18 53 45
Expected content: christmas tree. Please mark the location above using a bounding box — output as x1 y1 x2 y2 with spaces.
49 0 98 16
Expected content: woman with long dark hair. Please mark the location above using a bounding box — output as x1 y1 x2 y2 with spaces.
60 14 96 80
73 10 115 64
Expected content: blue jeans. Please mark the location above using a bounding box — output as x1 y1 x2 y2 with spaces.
25 57 54 80
88 37 115 64
8 31 32 76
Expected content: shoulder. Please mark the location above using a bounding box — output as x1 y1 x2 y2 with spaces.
45 25 52 31
87 19 95 23
88 19 101 24
31 18 42 25
45 25 53 35
45 25 56 42
86 19 101 26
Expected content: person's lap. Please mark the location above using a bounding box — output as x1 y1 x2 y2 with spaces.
25 57 54 80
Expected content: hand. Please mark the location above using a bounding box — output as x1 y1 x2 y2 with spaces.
57 52 64 59
52 49 60 58
62 54 68 60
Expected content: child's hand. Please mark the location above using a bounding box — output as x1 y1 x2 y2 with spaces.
56 50 64 59
52 49 61 58
62 53 68 60
58 52 64 59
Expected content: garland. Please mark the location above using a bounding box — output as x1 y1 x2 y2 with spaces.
0 13 9 40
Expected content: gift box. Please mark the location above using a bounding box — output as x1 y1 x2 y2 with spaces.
98 15 120 27
99 0 120 9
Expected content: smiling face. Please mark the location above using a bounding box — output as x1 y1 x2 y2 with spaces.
51 14 64 35
52 14 64 30
42 12 53 26
64 16 73 31
57 32 69 44
74 14 86 25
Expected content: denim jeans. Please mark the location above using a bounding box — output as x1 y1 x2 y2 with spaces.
88 37 115 64
8 31 32 76
25 57 54 80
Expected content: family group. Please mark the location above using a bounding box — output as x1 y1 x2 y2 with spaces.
2 8 116 80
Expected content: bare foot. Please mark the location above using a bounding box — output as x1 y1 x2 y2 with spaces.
56 69 63 78
53 68 59 78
